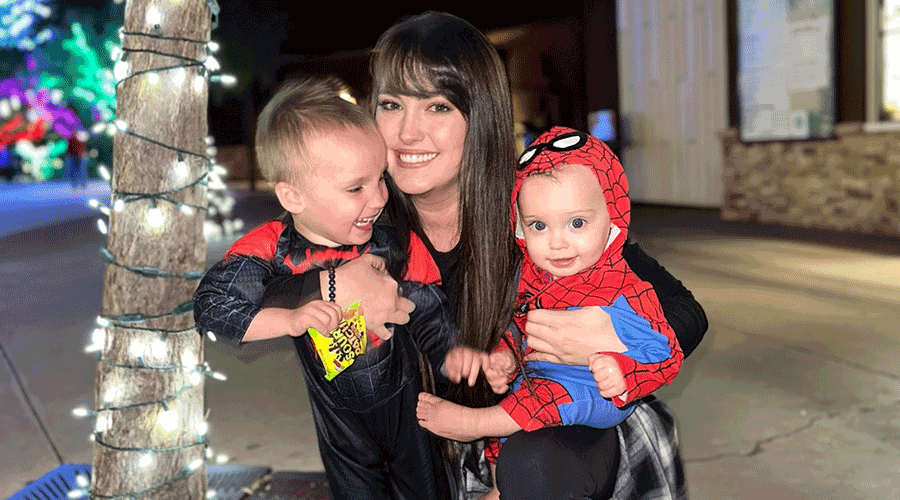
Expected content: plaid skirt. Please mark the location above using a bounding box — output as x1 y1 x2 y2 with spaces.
456 395 687 500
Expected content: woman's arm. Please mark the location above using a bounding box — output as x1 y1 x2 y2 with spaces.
523 240 708 364
621 239 708 358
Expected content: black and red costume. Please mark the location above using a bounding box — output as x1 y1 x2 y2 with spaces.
193 213 454 500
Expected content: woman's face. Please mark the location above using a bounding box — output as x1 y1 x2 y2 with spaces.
375 93 467 199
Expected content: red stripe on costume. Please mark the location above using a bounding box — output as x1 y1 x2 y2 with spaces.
403 232 442 285
224 221 285 261
284 246 369 275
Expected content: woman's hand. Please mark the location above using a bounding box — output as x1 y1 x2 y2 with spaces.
523 306 626 365
324 254 415 340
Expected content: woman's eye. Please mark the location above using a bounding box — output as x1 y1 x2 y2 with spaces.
571 218 585 229
347 186 363 193
377 99 399 111
431 102 452 113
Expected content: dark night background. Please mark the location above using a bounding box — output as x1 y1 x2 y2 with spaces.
61 0 587 146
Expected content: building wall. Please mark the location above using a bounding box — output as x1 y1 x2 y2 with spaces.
720 122 900 236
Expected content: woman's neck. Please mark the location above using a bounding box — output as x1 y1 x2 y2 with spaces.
411 190 460 252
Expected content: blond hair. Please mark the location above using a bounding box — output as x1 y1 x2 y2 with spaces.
255 76 375 183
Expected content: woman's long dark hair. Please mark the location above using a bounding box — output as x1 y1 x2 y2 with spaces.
370 11 519 407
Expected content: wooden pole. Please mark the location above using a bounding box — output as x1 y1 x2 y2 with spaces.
92 0 210 498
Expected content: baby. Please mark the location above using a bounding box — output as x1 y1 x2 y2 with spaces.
417 127 683 500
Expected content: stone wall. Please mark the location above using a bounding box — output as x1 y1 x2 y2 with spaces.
720 122 900 237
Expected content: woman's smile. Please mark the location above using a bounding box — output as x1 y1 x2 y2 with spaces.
397 152 438 165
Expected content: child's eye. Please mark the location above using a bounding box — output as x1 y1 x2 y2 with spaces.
529 221 546 231
570 218 586 229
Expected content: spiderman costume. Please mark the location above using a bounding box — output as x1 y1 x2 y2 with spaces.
486 127 683 463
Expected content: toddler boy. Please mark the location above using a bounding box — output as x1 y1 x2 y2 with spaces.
194 77 452 500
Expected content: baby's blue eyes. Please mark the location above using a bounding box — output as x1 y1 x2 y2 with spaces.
527 219 587 231
531 221 546 231
571 218 585 229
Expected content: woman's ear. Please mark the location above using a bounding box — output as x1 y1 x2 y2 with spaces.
274 181 305 215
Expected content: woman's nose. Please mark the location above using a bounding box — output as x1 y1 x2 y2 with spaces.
399 111 423 144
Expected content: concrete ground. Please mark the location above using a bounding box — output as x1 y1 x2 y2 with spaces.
2 184 899 499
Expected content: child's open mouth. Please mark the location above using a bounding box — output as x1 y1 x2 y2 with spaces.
550 257 576 268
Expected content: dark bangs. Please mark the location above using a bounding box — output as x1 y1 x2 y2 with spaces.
369 16 473 117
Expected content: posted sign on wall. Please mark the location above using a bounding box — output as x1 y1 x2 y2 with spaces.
738 0 835 141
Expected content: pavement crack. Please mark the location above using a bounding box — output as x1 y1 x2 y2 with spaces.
685 400 900 464
685 414 826 464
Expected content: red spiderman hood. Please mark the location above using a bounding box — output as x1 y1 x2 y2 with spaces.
510 126 630 269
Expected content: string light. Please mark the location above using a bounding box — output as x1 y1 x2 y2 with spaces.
70 1 244 497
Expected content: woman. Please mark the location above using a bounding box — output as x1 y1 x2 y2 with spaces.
367 11 707 500
281 11 707 499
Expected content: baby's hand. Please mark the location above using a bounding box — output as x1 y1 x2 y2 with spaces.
290 300 342 337
484 351 516 394
444 347 490 386
588 353 627 400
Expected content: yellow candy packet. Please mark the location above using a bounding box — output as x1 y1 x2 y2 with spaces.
307 302 367 381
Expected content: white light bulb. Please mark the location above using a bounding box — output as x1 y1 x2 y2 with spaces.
206 331 217 342
188 458 204 471
157 409 178 431
148 72 160 85
97 219 108 235
183 350 197 368
151 338 166 358
190 370 203 386
211 371 227 381
98 165 111 181
130 341 145 359
146 206 164 228
204 55 220 72
113 199 125 212
194 75 205 94
72 407 90 418
96 316 111 327
173 67 186 86
181 205 195 216
113 60 130 81
95 413 109 432
196 421 209 436
88 198 101 209
103 387 117 403
76 474 89 488
146 6 162 26
207 41 220 52
216 454 229 464
212 165 227 176
139 452 153 468
175 159 188 179
92 327 105 344
115 120 128 132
